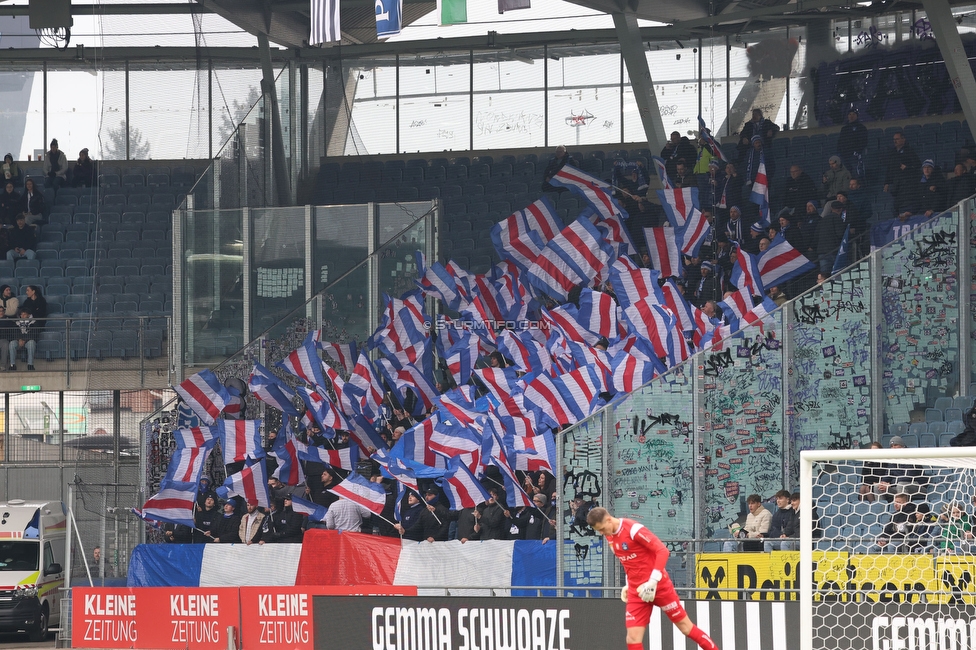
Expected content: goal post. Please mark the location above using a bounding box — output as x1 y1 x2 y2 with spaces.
799 447 976 650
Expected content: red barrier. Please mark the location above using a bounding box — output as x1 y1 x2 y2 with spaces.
295 529 402 585
238 585 416 650
72 584 417 650
72 587 239 649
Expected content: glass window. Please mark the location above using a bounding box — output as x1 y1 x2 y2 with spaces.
400 58 470 153
0 541 39 571
129 70 207 160
46 70 103 161
345 59 397 155
473 54 545 150
547 50 621 147
212 68 265 158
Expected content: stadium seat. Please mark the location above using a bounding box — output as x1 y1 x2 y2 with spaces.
890 423 909 438
953 396 974 411
947 421 966 435
935 396 953 412
908 422 927 436
901 433 918 448
944 408 963 422
924 408 943 423
928 421 947 435
918 433 936 448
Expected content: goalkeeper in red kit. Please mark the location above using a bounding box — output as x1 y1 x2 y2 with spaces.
587 507 719 650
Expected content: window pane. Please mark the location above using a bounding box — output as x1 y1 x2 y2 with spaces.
346 59 396 155
547 49 620 147
473 53 544 150
46 70 102 161
400 58 470 153
129 70 207 160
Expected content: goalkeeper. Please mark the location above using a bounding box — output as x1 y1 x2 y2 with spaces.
587 507 719 650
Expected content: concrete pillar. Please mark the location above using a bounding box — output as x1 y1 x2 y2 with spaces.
613 12 667 168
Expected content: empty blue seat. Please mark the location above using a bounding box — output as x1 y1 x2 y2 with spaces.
925 408 943 423
918 433 936 448
947 421 966 434
935 396 953 411
941 433 958 447
945 408 963 422
953 396 974 411
901 433 918 448
928 421 947 434
908 422 927 436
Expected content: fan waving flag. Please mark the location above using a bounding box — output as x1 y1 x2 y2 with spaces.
248 363 302 417
310 0 341 45
269 423 306 486
644 227 682 279
175 370 231 425
677 207 711 257
217 457 270 509
141 481 198 528
288 495 329 523
661 278 696 333
437 457 491 509
490 198 562 272
216 420 265 465
329 472 388 515
758 233 815 288
698 116 728 163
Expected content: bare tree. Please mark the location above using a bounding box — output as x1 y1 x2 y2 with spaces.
102 120 151 160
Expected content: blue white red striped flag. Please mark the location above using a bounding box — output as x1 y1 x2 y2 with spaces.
445 329 481 387
677 207 711 257
698 116 728 163
495 329 551 375
269 423 306 486
505 431 556 473
660 278 696 334
610 350 663 393
608 256 664 310
173 425 218 450
175 370 231 425
164 445 210 485
718 286 755 330
217 456 270 509
375 357 438 415
490 198 562 271
585 209 637 257
216 419 265 465
484 425 534 509
141 480 198 527
758 233 815 289
288 494 329 523
276 342 328 389
576 288 618 340
300 443 359 470
345 353 385 420
658 187 698 228
651 156 672 190
417 257 466 311
329 472 388 515
297 386 347 433
544 305 599 346
644 227 683 278
548 165 626 222
437 457 491 509
525 217 614 301
248 363 302 417
731 246 765 298
473 366 524 403
750 151 770 223
315 339 358 374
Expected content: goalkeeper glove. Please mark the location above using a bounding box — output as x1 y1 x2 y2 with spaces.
620 584 628 603
637 570 663 603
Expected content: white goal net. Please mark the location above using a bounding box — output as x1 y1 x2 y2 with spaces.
799 448 976 650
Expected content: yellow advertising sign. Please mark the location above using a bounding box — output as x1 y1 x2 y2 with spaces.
694 552 944 601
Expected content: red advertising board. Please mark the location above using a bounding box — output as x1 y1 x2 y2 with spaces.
72 587 240 649
238 586 417 650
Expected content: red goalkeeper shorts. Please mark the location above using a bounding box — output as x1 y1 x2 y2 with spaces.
625 576 687 627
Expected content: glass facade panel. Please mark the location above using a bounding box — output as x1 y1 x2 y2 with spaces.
400 60 470 153
547 51 620 148
128 70 208 160
251 206 308 331
561 413 605 593
347 60 397 155
472 55 545 150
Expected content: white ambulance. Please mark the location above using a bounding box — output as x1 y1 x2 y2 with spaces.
0 500 66 641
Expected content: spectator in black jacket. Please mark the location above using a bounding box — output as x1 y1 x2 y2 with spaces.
17 178 44 224
475 488 512 540
396 492 440 542
884 131 922 214
194 495 220 543
423 487 450 541
6 213 36 262
909 159 946 217
449 506 480 543
8 308 36 371
783 165 819 216
837 108 867 178
763 490 796 551
71 148 96 188
661 131 698 178
517 493 555 542
257 500 281 544
270 496 305 543
0 183 20 226
212 501 241 543
947 164 976 206
737 109 779 159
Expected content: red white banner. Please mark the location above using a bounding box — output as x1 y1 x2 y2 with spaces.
72 585 416 650
72 587 239 649
238 586 416 650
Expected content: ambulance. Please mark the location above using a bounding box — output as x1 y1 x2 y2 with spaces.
0 500 66 641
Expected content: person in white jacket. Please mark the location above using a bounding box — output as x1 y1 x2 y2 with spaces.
723 494 771 552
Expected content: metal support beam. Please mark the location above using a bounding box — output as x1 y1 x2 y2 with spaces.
612 12 667 177
257 32 292 206
921 0 976 146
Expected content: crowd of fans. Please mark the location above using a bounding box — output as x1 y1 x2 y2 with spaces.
542 107 975 308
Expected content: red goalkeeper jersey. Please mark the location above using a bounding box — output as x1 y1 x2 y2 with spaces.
604 518 670 584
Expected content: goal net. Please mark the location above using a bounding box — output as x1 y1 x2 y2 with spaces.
799 448 976 650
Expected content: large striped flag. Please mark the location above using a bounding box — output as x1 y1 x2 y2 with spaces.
216 420 265 465
345 353 385 420
505 431 556 474
375 357 438 415
269 423 306 486
164 445 210 485
677 207 711 257
141 480 198 527
297 386 347 433
437 457 491 509
750 151 770 223
622 299 681 364
660 278 696 334
544 305 599 346
549 165 627 222
731 246 764 298
248 363 302 417
316 340 358 375
389 416 446 469
473 366 524 403
329 472 388 515
276 342 328 389
310 0 341 45
496 329 551 375
586 209 637 256
445 329 481 387
416 256 467 311
483 423 534 509
288 495 329 523
173 425 218 450
644 227 682 278
175 370 231 425
698 116 729 163
576 288 618 340
718 286 754 328
490 198 562 271
658 187 698 228
758 233 815 289
300 444 359 471
610 351 662 393
526 217 614 301
608 256 664 309
216 456 270 509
